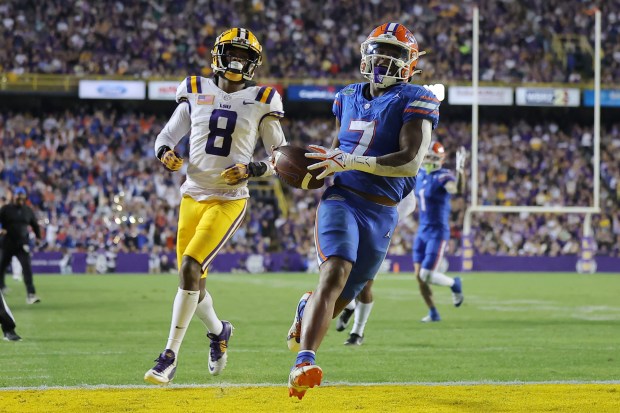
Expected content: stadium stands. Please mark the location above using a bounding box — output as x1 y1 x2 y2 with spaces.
0 111 618 258
1 1 618 266
1 0 618 83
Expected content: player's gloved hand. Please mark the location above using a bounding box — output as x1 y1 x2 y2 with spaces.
157 146 184 172
221 162 269 185
305 145 353 180
456 146 467 174
221 163 249 185
423 84 446 102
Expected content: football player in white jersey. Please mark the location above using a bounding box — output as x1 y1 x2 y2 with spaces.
145 27 287 385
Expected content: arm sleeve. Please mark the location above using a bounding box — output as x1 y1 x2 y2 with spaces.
403 88 440 129
397 191 417 223
266 90 285 119
367 118 433 177
154 102 191 154
332 91 343 122
257 117 287 177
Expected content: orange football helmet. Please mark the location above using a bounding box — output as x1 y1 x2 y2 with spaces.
423 141 446 173
360 23 425 88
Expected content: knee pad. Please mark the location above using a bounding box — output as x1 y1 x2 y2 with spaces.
419 268 432 283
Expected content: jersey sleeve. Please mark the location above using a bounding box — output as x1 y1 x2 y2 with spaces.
255 86 284 118
268 90 285 118
437 170 456 186
332 90 343 122
403 88 440 129
176 76 203 103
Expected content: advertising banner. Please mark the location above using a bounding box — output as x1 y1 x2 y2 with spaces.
515 87 580 107
79 80 146 100
148 81 179 100
583 89 620 107
287 85 344 101
447 86 513 106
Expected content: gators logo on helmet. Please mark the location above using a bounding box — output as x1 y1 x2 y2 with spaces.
360 23 426 88
211 28 263 81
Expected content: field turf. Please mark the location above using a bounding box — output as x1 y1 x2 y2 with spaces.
0 272 619 411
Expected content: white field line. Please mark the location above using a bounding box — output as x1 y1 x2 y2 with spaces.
1 380 620 392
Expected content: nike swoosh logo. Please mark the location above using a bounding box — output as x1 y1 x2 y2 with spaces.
243 100 255 105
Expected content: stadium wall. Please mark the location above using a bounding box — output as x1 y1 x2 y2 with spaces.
30 252 620 274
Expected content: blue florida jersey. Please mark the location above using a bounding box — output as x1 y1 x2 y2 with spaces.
332 82 440 202
415 168 455 239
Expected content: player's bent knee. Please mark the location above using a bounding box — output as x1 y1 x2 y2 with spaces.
419 268 432 283
317 257 352 294
180 256 202 289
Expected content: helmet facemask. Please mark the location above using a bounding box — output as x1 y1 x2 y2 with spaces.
211 29 263 82
213 43 261 82
423 142 445 173
360 39 423 88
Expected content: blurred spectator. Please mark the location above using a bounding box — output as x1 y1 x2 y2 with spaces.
0 109 618 258
0 1 618 83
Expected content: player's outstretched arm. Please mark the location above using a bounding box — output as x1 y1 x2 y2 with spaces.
306 118 431 179
154 101 191 172
221 117 287 185
445 146 467 195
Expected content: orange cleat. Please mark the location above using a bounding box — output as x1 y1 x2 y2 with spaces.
288 362 323 400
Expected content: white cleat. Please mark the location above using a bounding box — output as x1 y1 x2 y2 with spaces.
207 321 233 376
451 276 464 307
287 292 312 352
26 294 41 305
144 349 177 385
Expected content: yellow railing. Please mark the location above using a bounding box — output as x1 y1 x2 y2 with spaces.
0 72 615 93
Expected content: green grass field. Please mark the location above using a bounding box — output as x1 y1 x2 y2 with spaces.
1 272 619 388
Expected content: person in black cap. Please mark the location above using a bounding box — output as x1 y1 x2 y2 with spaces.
0 187 41 304
0 289 21 341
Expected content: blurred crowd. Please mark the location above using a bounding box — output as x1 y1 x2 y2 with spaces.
1 0 618 83
0 110 619 259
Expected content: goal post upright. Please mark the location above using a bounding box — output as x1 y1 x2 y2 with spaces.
461 8 601 273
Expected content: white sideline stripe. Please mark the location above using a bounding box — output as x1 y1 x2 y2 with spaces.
1 380 619 392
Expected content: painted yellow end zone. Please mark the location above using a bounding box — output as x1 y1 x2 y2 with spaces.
1 384 619 413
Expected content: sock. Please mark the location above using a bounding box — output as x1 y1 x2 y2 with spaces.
350 301 374 336
194 290 223 336
296 350 316 366
165 288 199 355
429 271 455 287
345 300 356 311
430 307 440 318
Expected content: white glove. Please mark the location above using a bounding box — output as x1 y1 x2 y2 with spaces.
456 146 467 174
305 145 354 180
423 84 445 102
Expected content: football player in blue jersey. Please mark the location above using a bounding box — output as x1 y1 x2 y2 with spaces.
285 23 438 399
335 190 417 346
414 142 466 322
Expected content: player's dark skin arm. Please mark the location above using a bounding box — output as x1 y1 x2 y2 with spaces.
332 117 428 176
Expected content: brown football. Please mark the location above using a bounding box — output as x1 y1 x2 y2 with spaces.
272 145 325 190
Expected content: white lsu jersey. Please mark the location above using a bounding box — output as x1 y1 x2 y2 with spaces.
176 76 285 201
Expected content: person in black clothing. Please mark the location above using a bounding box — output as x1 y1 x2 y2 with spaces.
0 187 41 304
0 290 21 341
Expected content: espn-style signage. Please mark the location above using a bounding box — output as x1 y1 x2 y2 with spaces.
79 80 146 100
287 85 344 101
148 81 179 100
515 87 580 107
447 86 513 106
583 89 620 107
